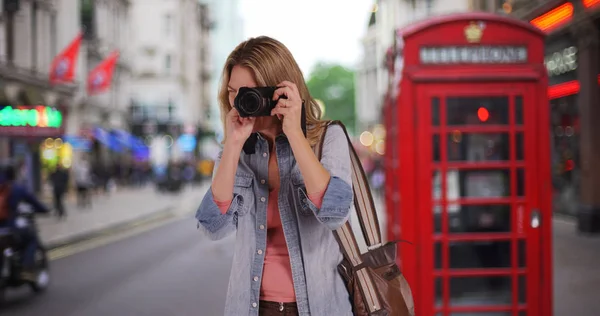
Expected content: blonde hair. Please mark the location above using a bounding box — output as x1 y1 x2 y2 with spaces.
218 36 325 146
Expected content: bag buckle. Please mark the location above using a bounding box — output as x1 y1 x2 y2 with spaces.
367 242 382 251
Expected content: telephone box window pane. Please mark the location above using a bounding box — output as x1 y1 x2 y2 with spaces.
435 277 443 307
519 276 527 304
447 97 509 125
433 170 461 206
433 134 441 162
449 204 511 234
433 205 442 233
449 276 512 306
516 132 525 161
432 97 440 126
434 242 442 269
518 239 526 267
460 169 511 198
446 97 509 125
447 133 510 161
448 240 511 269
517 168 525 196
515 96 524 125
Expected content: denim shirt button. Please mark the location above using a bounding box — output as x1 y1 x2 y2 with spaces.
262 152 267 157
260 179 266 184
260 197 266 202
259 224 265 230
257 249 263 255
253 276 259 281
252 302 257 308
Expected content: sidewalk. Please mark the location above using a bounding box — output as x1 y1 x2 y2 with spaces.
365 196 600 313
37 183 209 248
553 216 600 315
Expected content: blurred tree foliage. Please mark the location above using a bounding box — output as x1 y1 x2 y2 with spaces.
306 62 356 135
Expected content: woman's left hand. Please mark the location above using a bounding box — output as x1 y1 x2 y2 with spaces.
271 81 304 139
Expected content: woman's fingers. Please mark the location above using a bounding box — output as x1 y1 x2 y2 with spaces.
273 85 295 101
280 81 299 94
271 106 292 116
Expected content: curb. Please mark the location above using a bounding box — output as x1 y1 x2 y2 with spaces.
44 205 176 251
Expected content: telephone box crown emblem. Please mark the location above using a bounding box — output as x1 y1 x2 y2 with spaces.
465 21 484 43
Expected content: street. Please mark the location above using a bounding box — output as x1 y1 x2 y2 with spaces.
0 189 598 315
2 216 234 316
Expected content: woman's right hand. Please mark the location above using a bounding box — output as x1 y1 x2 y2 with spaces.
225 108 255 147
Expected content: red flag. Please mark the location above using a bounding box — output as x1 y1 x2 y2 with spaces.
87 51 119 95
49 32 82 84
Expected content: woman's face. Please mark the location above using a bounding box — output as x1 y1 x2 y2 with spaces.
228 65 279 133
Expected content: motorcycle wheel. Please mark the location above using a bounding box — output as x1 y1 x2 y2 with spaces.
28 246 50 293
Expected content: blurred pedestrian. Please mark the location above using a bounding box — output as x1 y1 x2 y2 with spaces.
196 36 353 316
49 164 69 218
74 156 93 208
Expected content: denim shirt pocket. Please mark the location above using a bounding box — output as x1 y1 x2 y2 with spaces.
233 174 253 216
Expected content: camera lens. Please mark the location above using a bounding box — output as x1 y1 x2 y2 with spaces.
239 91 263 115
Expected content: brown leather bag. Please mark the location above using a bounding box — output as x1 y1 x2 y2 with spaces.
316 121 415 316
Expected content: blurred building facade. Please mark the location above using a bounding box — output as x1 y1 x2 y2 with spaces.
75 0 132 166
0 0 79 192
199 0 244 141
473 0 600 232
355 0 471 134
128 0 212 165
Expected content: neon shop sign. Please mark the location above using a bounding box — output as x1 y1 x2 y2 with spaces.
0 106 63 128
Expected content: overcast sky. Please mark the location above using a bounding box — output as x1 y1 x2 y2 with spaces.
239 0 374 76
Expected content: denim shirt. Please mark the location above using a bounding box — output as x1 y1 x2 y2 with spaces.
196 125 354 316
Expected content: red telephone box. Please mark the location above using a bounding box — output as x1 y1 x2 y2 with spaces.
386 13 553 316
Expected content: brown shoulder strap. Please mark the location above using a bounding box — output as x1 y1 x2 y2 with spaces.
316 120 382 247
316 120 384 314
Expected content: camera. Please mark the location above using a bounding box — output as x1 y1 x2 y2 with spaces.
234 87 284 117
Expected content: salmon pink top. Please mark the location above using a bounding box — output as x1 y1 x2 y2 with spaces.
214 188 325 303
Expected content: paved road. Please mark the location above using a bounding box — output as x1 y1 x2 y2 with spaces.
1 208 599 315
2 217 235 316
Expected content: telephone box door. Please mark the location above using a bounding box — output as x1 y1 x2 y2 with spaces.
415 83 543 316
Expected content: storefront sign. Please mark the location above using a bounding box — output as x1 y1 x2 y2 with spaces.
0 105 65 137
545 46 577 77
420 46 528 65
0 105 62 128
545 35 577 85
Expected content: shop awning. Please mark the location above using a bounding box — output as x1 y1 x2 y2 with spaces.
92 127 123 152
112 129 150 160
112 129 147 150
63 135 91 152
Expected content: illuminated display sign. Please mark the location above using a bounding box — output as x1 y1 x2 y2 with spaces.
545 46 577 77
545 35 577 86
0 106 65 137
0 106 63 128
419 46 528 65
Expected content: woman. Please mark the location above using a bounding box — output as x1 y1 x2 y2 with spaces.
196 36 353 316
